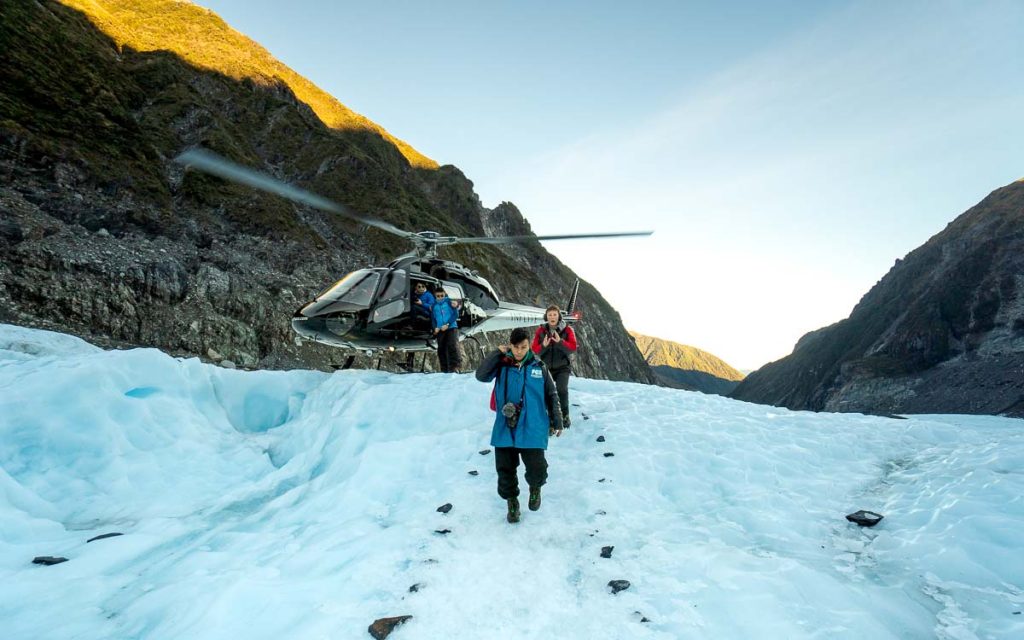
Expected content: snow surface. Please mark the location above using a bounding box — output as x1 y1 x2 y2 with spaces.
1 324 1022 639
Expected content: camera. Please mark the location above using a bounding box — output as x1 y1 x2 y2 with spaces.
501 402 521 429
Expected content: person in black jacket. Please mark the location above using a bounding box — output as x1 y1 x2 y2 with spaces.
477 326 563 523
531 306 577 428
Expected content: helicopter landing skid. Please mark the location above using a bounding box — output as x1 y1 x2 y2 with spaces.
396 352 424 374
331 355 357 371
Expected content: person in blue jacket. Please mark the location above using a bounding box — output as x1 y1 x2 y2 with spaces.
476 326 564 523
411 282 434 325
431 287 462 373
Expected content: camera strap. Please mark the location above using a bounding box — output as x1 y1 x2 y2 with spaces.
501 366 529 416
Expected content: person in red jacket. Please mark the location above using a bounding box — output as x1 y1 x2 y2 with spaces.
532 305 577 427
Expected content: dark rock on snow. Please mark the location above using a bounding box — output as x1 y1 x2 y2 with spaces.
408 583 423 593
600 546 614 559
86 532 124 543
603 452 615 457
479 449 491 456
32 556 68 566
368 615 412 640
845 510 884 527
608 580 631 594
596 435 606 442
434 529 452 535
436 503 452 514
467 470 479 476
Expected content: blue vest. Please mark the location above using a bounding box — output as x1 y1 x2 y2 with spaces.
489 359 551 449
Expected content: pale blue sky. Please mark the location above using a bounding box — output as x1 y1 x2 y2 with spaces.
198 0 1023 370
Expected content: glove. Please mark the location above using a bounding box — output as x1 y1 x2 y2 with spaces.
549 427 563 438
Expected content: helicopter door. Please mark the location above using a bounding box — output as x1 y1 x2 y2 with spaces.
442 284 464 304
369 269 409 325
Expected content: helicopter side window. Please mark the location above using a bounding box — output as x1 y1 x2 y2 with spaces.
370 269 409 324
318 269 382 306
460 280 498 311
378 269 408 302
442 284 464 314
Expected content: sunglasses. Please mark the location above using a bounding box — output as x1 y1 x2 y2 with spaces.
436 292 446 297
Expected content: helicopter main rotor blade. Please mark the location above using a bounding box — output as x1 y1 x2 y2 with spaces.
451 231 653 245
175 148 417 240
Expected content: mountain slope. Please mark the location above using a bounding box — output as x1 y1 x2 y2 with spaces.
0 0 653 382
630 331 743 395
60 0 436 169
731 179 1024 416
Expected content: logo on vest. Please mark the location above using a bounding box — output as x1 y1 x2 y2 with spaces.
531 369 543 378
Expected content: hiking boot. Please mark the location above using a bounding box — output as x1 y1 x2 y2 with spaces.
528 486 542 511
506 497 521 523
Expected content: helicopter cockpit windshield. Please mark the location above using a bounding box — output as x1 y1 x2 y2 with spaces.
318 269 381 306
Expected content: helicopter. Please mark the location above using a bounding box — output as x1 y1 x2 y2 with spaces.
175 149 651 368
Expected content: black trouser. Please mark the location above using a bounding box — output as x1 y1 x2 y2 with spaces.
550 367 570 419
495 447 548 499
436 327 462 372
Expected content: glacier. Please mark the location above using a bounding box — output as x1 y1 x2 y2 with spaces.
1 324 1022 639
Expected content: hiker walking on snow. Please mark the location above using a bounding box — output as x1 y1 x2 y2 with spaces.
476 327 563 523
532 305 577 428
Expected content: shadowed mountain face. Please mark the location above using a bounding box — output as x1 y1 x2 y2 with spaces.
0 0 654 382
731 180 1024 417
630 332 743 396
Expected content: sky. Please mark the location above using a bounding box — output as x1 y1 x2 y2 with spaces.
196 0 1024 370
4 323 1023 638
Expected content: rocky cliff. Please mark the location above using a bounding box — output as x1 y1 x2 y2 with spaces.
0 0 654 383
630 331 744 395
731 179 1024 417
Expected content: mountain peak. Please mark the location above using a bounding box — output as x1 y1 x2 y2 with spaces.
629 331 744 381
61 0 437 169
